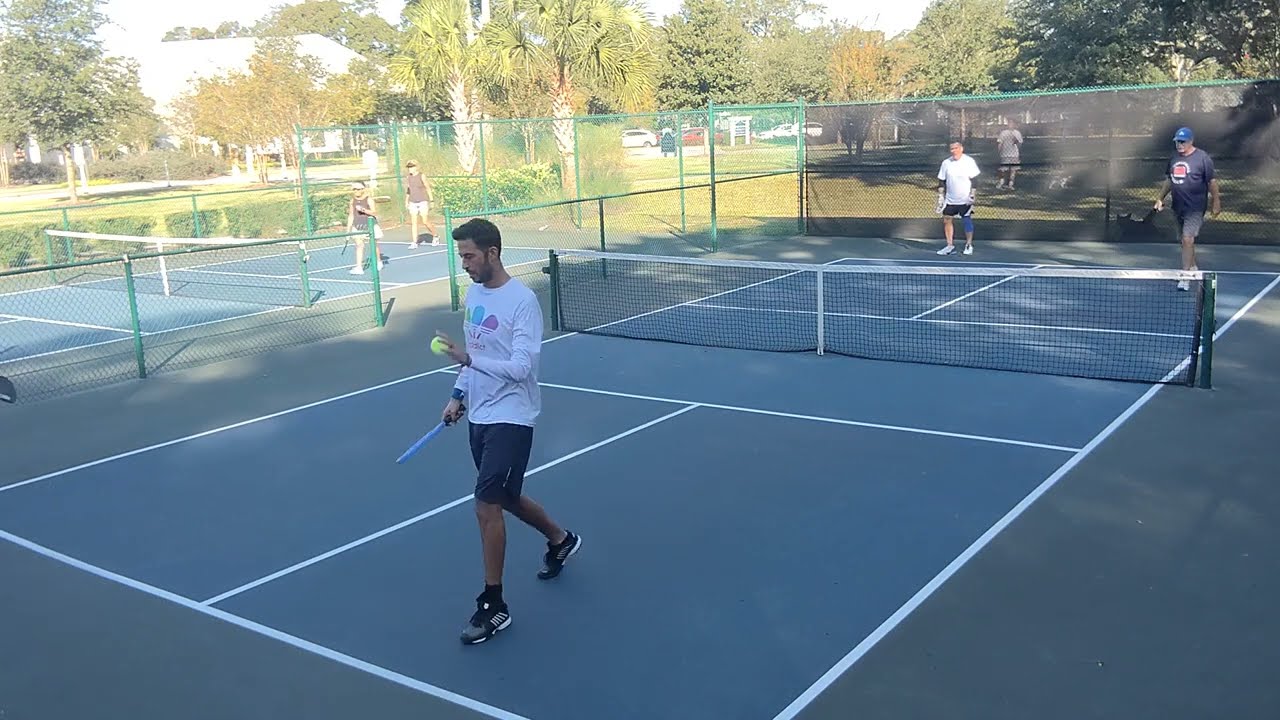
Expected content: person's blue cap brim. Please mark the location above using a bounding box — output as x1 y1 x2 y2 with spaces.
1173 127 1194 141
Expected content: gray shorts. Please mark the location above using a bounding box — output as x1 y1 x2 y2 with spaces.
1176 211 1205 239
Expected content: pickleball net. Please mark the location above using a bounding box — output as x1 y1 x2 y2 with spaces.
546 250 1217 387
41 229 370 302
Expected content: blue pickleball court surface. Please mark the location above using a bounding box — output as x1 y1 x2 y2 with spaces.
0 242 548 364
1 256 1276 720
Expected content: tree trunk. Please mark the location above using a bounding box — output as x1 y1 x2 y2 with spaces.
551 82 576 198
449 70 478 175
63 145 79 203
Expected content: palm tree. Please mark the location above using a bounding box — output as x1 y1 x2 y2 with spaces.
391 0 485 175
482 0 658 196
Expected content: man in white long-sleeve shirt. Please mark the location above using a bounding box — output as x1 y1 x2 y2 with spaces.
436 218 581 646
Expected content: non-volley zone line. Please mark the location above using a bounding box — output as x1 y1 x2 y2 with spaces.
686 303 1197 340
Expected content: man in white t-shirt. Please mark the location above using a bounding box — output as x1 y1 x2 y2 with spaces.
936 142 981 255
435 218 581 645
995 119 1023 190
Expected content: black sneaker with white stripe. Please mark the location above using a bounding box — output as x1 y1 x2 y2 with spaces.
537 531 581 580
460 595 511 645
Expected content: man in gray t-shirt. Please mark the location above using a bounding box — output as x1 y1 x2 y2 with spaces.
404 160 438 247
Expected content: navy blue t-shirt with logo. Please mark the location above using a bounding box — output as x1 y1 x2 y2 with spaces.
1167 148 1215 214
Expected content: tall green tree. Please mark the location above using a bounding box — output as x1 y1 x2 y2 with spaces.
655 0 753 109
256 0 402 58
727 0 823 37
188 38 337 183
905 0 1017 95
1007 0 1166 88
483 0 658 195
1151 0 1280 78
744 23 837 103
391 0 485 174
0 0 147 200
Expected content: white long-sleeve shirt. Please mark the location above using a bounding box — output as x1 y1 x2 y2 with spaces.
452 277 542 426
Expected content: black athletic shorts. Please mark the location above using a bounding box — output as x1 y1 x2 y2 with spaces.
942 203 973 217
469 422 534 505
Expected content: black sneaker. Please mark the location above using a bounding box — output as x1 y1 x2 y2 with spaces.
460 596 511 645
537 531 582 580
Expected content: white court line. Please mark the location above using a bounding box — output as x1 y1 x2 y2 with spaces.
481 376 1079 453
202 404 700 605
769 271 1280 720
169 268 294 280
0 313 132 334
0 317 22 325
835 256 1280 276
910 266 1043 320
0 529 532 720
689 303 1196 340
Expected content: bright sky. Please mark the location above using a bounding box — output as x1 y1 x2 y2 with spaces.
96 0 931 55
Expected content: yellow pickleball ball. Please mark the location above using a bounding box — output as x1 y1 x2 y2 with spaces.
431 336 448 355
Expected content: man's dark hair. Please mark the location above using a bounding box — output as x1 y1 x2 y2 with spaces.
453 218 502 254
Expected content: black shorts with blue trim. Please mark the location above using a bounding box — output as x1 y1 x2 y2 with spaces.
469 422 535 505
942 203 973 217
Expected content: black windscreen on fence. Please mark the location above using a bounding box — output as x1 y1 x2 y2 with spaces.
803 80 1280 245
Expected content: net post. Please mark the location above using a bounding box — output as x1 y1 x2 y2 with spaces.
796 99 805 234
60 208 73 262
122 256 147 379
367 219 385 327
478 122 490 212
444 209 459 311
708 101 718 252
597 197 607 279
296 126 314 236
572 119 584 227
391 120 406 226
43 230 57 284
816 266 824 355
190 195 203 237
1197 272 1217 389
547 249 561 332
298 241 312 308
677 113 686 233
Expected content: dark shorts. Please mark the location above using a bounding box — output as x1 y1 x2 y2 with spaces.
1176 211 1205 239
469 422 534 505
942 204 973 217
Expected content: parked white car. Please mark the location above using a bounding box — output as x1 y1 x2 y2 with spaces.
757 123 798 139
621 129 658 148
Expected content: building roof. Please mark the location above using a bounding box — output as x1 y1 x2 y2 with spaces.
121 34 366 118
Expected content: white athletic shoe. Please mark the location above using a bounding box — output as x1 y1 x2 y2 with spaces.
963 245 974 255
349 266 364 275
937 245 956 255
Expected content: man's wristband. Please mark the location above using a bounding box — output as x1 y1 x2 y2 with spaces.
451 388 465 401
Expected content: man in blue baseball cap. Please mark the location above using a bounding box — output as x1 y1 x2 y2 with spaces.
1154 126 1221 290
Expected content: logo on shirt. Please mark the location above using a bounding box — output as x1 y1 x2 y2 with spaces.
467 305 500 335
1171 161 1190 184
